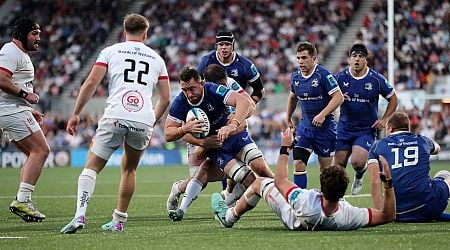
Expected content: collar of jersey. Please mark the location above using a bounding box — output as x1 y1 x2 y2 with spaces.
215 51 236 66
348 66 369 80
186 91 205 107
301 64 318 78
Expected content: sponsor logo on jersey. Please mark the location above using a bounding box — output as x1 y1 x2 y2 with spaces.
323 148 330 153
294 81 299 86
215 85 227 96
206 103 214 111
366 141 372 147
242 135 249 141
231 83 240 91
365 83 372 90
311 78 319 87
289 189 304 204
343 81 349 87
326 74 338 87
122 90 144 112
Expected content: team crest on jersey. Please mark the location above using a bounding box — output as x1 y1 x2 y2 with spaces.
311 79 319 87
122 90 144 112
206 103 214 111
230 69 238 77
365 83 372 90
215 85 227 96
218 157 224 166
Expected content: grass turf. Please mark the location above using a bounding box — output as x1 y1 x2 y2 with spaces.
0 163 449 249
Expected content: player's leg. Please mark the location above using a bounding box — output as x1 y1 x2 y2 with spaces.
222 158 257 205
292 127 313 188
4 111 49 222
434 170 450 221
349 134 373 195
237 142 274 178
333 150 351 168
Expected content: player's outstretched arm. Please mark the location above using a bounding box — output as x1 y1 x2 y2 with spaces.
274 128 298 195
368 156 396 226
153 78 170 126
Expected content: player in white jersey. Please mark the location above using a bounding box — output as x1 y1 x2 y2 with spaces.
0 17 49 222
61 13 170 233
211 128 396 230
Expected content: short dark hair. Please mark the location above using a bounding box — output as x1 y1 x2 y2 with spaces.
179 66 201 83
349 43 369 57
320 165 349 202
387 112 410 132
12 17 39 41
203 64 227 85
123 13 149 35
296 41 317 57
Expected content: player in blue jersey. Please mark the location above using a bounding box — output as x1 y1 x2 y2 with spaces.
334 43 398 195
285 41 344 188
368 112 450 222
198 31 265 104
165 66 270 221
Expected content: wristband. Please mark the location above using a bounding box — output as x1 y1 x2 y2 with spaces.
17 89 28 99
383 179 393 189
279 146 290 155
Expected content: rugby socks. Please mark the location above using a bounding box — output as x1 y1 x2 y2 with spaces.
16 182 35 202
355 165 368 179
112 209 128 223
226 208 240 224
225 182 246 206
179 179 202 213
75 168 97 218
294 171 307 189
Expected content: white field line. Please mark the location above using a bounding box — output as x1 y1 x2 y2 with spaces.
0 193 372 199
0 237 29 239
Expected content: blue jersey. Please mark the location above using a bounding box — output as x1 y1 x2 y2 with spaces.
198 51 260 89
290 64 340 129
368 132 436 213
167 82 231 136
335 68 395 132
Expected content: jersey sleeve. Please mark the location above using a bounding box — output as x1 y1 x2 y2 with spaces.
227 77 246 93
338 201 370 230
378 74 395 99
421 135 436 154
167 96 188 124
95 48 109 68
246 63 260 83
367 141 380 166
205 82 232 105
0 46 17 75
157 57 169 81
197 55 209 78
324 73 340 95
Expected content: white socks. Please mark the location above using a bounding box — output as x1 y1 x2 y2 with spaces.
16 183 35 202
179 179 203 213
112 209 128 224
75 168 97 218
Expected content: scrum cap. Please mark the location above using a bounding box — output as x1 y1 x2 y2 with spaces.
216 31 234 44
349 43 369 57
12 17 39 43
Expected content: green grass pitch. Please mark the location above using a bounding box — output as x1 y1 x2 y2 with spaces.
0 162 449 249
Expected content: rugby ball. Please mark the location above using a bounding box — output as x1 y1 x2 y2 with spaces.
186 108 210 139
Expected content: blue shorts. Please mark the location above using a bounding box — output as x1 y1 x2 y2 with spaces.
396 178 449 222
294 125 336 157
207 131 254 169
336 131 375 151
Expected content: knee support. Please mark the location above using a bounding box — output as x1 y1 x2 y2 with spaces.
293 147 311 166
240 143 263 165
243 186 261 207
228 162 251 183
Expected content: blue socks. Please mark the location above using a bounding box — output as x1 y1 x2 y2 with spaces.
294 171 307 189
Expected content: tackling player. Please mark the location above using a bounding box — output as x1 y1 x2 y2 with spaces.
334 43 398 195
285 41 344 188
368 112 450 222
211 128 396 230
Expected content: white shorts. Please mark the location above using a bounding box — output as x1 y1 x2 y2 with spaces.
91 117 153 160
0 110 41 141
263 182 299 230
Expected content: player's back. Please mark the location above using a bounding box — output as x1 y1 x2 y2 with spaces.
370 132 434 212
98 41 167 126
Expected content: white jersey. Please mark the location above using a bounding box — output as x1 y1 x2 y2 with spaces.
287 188 370 230
0 42 34 115
96 41 168 126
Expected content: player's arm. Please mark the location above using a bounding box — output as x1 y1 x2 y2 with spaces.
0 70 39 104
224 91 255 125
248 76 265 104
274 128 298 195
368 159 383 210
164 117 206 142
66 65 107 135
312 89 344 127
373 92 398 129
153 77 170 126
285 91 298 128
368 156 396 226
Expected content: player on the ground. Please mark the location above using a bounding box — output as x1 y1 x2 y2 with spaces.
60 13 170 233
368 112 450 222
334 43 398 195
0 17 49 222
211 128 396 230
285 41 344 188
